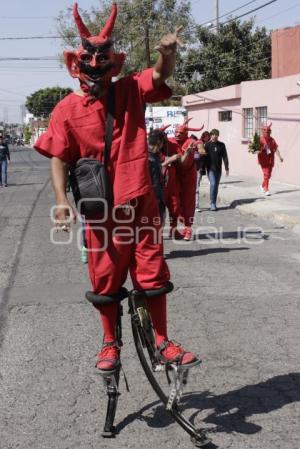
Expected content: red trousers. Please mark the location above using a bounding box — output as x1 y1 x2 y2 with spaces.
261 165 273 191
164 165 182 226
178 166 197 227
85 192 170 345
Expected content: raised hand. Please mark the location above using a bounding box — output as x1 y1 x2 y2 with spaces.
155 26 184 56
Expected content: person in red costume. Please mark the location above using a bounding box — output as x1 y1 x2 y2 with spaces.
157 125 183 239
34 3 198 371
169 119 204 241
258 123 283 196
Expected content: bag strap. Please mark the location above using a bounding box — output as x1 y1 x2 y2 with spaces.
103 82 115 166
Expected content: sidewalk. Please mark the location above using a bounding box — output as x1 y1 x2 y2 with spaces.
200 175 300 235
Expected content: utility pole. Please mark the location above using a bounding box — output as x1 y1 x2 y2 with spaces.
214 0 219 31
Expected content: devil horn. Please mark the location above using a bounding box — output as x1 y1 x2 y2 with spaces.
99 2 117 39
159 124 171 132
73 3 91 38
187 124 204 132
268 122 272 128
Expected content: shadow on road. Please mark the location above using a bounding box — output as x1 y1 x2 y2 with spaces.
6 182 45 186
229 197 263 208
166 247 249 259
188 372 300 435
273 189 300 195
116 372 300 441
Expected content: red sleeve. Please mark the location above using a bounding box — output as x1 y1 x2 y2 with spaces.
34 107 78 165
134 68 172 103
166 139 181 156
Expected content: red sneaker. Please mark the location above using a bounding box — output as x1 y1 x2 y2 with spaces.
183 227 193 241
169 227 184 240
95 341 121 371
156 340 198 365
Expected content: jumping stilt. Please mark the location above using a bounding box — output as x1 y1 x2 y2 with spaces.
96 367 121 437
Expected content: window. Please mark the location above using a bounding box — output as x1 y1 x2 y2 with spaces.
218 111 232 122
243 108 253 139
256 106 268 132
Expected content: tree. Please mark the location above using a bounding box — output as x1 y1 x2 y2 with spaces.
23 126 32 145
56 0 193 74
177 19 271 94
25 87 73 119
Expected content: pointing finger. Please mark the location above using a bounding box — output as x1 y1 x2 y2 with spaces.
175 25 184 35
175 26 184 47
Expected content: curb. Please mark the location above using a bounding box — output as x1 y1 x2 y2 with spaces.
225 195 300 236
201 188 300 236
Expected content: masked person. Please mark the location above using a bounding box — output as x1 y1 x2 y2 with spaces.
169 119 204 240
34 3 198 371
258 123 283 196
194 131 210 212
156 125 183 239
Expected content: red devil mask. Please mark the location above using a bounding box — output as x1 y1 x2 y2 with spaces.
64 2 125 99
262 122 272 138
175 118 204 144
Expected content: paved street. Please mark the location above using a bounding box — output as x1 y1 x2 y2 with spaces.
0 147 300 449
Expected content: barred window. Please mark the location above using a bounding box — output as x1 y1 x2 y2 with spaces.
243 108 253 139
256 106 268 132
218 111 232 122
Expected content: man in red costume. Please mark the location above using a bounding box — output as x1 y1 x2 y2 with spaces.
34 3 198 371
169 119 203 240
157 125 183 239
258 123 283 196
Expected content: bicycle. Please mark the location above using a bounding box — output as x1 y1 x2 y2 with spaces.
86 282 211 447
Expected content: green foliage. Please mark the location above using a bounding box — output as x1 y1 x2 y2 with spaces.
248 131 260 153
23 126 32 145
25 87 73 119
176 19 271 94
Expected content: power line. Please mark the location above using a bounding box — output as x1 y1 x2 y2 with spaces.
0 57 58 61
255 2 300 25
0 0 277 41
199 0 260 27
0 16 54 19
209 0 278 29
0 35 66 40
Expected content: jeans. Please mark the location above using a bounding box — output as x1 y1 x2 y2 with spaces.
208 170 221 206
195 171 202 209
0 159 8 186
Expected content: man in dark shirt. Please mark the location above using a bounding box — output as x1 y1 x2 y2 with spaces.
0 133 10 187
148 129 166 221
204 129 229 211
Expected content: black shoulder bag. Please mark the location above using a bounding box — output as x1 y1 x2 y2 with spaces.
69 84 115 218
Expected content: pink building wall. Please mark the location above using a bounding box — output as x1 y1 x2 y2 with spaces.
182 74 300 186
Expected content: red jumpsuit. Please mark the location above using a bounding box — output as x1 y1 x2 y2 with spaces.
169 136 197 228
258 135 278 191
161 139 182 226
34 68 172 345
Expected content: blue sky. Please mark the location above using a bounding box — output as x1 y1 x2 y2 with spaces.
0 0 299 122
